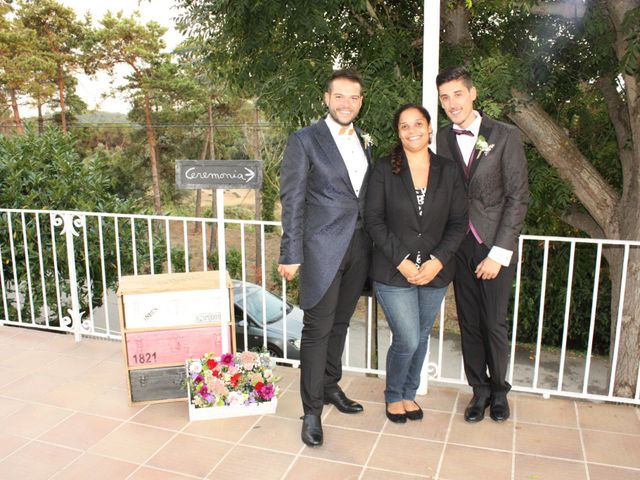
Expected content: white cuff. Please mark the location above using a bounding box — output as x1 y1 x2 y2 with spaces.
488 246 512 267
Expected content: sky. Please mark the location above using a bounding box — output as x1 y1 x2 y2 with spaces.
50 0 185 115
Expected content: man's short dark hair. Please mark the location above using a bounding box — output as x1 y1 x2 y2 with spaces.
436 66 473 89
326 68 363 92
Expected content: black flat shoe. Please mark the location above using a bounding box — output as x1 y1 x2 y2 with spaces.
404 401 423 421
301 414 323 447
464 394 491 423
324 390 364 414
489 394 510 422
385 403 407 423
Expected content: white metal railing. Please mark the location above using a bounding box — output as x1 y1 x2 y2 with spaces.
1 208 639 405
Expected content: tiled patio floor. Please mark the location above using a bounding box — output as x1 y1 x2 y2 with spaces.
1 326 639 479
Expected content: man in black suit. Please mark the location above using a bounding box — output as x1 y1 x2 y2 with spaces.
278 69 372 446
436 66 528 423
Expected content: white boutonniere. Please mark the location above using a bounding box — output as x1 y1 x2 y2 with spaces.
361 133 375 149
475 135 494 159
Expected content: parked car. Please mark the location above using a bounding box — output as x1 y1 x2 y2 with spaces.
232 280 303 360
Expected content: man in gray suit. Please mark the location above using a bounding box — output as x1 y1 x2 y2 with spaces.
436 66 528 423
278 69 372 446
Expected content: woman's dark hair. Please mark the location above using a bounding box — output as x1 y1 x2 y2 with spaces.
391 103 431 175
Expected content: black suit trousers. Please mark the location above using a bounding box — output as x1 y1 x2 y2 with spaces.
454 233 515 396
300 227 370 415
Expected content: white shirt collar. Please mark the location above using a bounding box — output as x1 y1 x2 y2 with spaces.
324 114 354 136
454 110 481 137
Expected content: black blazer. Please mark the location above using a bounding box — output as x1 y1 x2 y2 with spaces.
364 150 468 288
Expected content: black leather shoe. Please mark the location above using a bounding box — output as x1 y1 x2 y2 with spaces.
324 390 363 414
385 403 407 423
404 401 423 421
464 395 491 423
301 414 323 447
489 394 510 422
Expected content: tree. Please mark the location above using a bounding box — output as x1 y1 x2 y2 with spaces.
18 0 90 135
177 0 640 397
91 10 168 214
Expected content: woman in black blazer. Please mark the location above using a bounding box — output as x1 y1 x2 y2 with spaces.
365 104 468 423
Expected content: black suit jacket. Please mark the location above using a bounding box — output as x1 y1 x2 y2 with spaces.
364 150 468 288
436 115 529 261
278 118 372 309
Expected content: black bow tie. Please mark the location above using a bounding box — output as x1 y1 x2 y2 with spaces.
453 129 474 137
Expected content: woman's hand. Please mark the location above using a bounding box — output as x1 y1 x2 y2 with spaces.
397 258 420 282
410 258 443 286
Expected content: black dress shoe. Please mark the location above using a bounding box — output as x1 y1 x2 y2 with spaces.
404 401 423 421
385 403 407 423
464 395 491 423
324 390 363 414
489 394 510 422
301 414 323 447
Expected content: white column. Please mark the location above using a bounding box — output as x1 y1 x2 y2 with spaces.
423 0 441 152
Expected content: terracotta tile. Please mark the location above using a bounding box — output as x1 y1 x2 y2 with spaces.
0 365 29 388
383 409 451 442
578 402 640 434
0 396 25 421
273 366 300 391
361 469 426 480
582 430 640 468
0 441 80 480
273 389 304 420
456 391 473 415
516 395 578 427
343 375 385 403
324 401 386 432
39 355 104 381
516 423 583 460
0 433 29 458
146 433 231 478
588 464 640 480
3 403 72 438
241 415 303 454
1 371 68 400
80 360 127 389
184 414 259 442
40 413 120 450
44 381 99 410
284 457 362 479
209 446 295 479
67 339 122 360
51 453 137 480
128 467 196 480
78 386 144 419
514 454 587 480
303 425 377 464
368 435 442 476
89 423 175 464
132 401 190 431
440 444 511 480
419 385 459 413
448 414 513 451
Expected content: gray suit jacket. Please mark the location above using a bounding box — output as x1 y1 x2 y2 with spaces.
279 117 372 309
436 115 528 261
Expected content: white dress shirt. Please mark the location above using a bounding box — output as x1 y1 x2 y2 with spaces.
454 111 513 267
325 115 368 197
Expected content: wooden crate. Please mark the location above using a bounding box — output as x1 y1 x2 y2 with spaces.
118 271 235 405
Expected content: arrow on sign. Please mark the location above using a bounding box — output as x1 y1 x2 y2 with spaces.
244 167 256 183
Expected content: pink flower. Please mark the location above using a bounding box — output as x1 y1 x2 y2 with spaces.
258 383 275 400
220 353 234 366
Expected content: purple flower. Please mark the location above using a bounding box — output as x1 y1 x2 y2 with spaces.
193 374 204 384
198 385 209 396
259 383 276 400
220 353 235 366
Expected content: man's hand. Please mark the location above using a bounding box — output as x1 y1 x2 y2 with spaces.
475 257 501 280
278 264 300 281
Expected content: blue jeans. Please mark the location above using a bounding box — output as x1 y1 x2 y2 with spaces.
375 281 448 403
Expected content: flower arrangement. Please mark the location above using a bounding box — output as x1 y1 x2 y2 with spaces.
361 132 375 149
186 351 279 409
475 135 494 159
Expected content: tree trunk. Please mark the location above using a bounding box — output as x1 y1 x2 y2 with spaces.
37 101 44 134
193 130 210 232
9 88 24 135
57 64 67 134
143 93 162 214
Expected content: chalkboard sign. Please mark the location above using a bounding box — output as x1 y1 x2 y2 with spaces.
176 160 263 189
